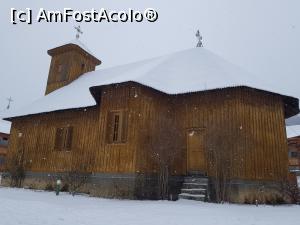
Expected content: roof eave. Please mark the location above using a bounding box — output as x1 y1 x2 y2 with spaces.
5 82 299 121
282 95 300 119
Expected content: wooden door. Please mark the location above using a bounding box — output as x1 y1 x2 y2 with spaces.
187 129 206 173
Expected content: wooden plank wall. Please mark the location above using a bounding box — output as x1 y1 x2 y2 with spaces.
136 86 288 182
7 84 289 183
8 83 145 174
172 87 288 181
134 87 185 175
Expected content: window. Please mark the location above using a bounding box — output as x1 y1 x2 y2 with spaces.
107 111 127 143
0 137 8 146
57 64 63 73
56 63 68 82
54 127 73 151
81 63 85 72
0 155 5 165
113 113 120 142
292 152 298 158
289 151 298 158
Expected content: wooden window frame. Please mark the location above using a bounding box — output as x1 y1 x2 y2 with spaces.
51 63 68 83
112 113 121 142
58 63 68 82
57 64 63 73
49 62 69 84
81 63 86 72
106 110 128 144
0 155 5 166
54 126 73 151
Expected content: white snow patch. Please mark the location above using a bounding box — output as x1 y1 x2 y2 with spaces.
286 125 300 138
3 47 298 118
0 119 11 134
58 39 96 57
0 188 299 225
286 114 300 126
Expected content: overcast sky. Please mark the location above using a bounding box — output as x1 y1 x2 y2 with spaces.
0 0 300 112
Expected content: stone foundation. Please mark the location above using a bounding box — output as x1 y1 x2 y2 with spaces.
208 178 294 204
0 172 293 203
134 173 183 200
0 172 183 200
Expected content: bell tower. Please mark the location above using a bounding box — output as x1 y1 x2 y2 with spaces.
45 26 101 95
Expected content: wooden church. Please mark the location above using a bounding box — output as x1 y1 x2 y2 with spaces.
3 32 299 203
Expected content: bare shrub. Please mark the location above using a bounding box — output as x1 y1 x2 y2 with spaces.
208 135 232 203
63 149 95 196
148 113 182 200
6 149 26 187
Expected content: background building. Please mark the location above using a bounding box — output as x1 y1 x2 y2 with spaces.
286 124 300 203
0 119 11 171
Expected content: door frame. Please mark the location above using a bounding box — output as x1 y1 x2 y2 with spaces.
186 127 207 175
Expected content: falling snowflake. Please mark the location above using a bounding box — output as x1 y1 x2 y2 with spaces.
189 131 195 136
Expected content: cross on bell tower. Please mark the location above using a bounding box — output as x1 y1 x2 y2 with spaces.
74 25 83 39
6 97 13 110
195 30 203 47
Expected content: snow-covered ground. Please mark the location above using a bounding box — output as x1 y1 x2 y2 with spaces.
0 188 299 225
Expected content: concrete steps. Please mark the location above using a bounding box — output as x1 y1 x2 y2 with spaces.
179 176 209 202
178 193 206 201
181 188 206 195
184 177 208 183
182 183 207 189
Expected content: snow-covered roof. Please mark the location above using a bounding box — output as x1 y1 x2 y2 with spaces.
48 39 100 64
66 39 94 56
0 119 11 134
286 114 300 126
2 47 298 119
286 125 300 138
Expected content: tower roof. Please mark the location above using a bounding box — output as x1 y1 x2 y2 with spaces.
3 47 299 119
47 39 101 65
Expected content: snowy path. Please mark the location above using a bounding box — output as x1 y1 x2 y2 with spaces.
0 187 298 225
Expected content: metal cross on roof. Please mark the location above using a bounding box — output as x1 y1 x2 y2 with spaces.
6 97 13 110
74 25 83 39
195 30 203 47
